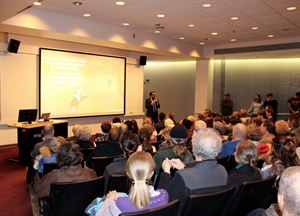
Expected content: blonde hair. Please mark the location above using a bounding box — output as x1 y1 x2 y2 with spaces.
126 151 155 208
235 140 258 166
275 120 290 135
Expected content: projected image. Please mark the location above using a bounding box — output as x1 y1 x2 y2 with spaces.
40 48 125 118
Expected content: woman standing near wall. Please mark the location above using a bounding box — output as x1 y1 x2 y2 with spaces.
247 94 263 117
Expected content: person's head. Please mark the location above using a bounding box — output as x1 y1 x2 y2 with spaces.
187 115 196 122
192 128 222 161
224 93 231 100
170 125 188 145
275 120 290 135
56 142 83 167
167 112 175 120
143 116 153 125
260 120 275 135
234 140 258 166
161 127 172 141
273 138 298 168
278 166 300 216
43 123 55 138
247 124 262 141
194 120 207 132
266 93 273 101
232 123 247 140
124 120 133 131
49 137 61 153
77 125 92 141
71 124 80 138
149 91 156 100
265 107 273 118
254 94 261 103
138 126 152 143
252 117 263 127
181 119 194 131
131 120 139 134
213 121 228 135
109 126 121 142
112 117 121 123
120 131 139 157
126 151 155 209
101 121 112 134
288 113 299 128
158 112 166 122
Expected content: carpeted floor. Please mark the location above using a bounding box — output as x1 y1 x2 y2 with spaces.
0 146 33 216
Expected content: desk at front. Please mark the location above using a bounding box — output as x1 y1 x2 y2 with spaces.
8 120 68 165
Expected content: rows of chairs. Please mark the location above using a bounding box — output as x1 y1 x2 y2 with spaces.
40 173 277 216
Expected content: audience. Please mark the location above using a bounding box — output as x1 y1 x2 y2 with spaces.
34 142 97 198
32 123 55 159
66 124 80 142
247 94 263 116
136 126 156 154
259 120 275 143
75 125 94 149
247 124 263 146
94 121 111 143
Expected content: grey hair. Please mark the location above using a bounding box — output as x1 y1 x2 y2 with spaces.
192 128 222 160
49 137 61 153
278 166 300 215
77 125 92 141
194 120 207 132
232 123 247 140
72 124 81 137
43 123 54 136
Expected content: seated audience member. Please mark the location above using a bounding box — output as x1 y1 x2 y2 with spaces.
66 124 80 142
159 128 227 213
264 107 274 122
112 117 122 128
75 125 94 149
252 117 263 127
34 142 97 198
219 123 247 158
34 137 61 174
86 126 124 168
94 121 111 143
158 127 172 150
124 120 133 131
103 131 139 191
131 120 139 134
287 113 299 135
136 126 156 154
154 112 166 134
227 140 261 187
153 125 194 173
143 123 158 143
259 120 275 144
213 121 230 141
247 124 263 146
275 120 290 136
194 120 207 132
86 152 168 216
32 123 55 159
164 112 176 128
261 138 299 179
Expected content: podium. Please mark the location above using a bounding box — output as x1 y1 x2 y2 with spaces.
8 120 68 165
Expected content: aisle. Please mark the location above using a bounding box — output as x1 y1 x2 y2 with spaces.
0 146 33 216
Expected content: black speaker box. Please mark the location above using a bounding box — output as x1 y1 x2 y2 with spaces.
139 56 147 66
7 39 20 53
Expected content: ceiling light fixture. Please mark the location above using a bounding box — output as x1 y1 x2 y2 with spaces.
73 1 82 6
230 39 237 42
200 42 205 45
115 1 125 6
251 26 259 30
179 37 185 40
33 1 41 6
157 14 165 18
155 30 160 34
286 6 296 11
83 13 91 17
123 23 130 26
230 17 239 20
202 3 211 8
211 32 218 35
188 24 195 27
268 34 274 38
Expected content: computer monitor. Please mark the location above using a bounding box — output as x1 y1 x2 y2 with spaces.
18 109 38 123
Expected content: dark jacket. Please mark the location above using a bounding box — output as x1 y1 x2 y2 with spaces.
227 164 262 187
145 97 160 122
158 160 228 214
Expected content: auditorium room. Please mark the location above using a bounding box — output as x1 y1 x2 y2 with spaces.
0 0 299 216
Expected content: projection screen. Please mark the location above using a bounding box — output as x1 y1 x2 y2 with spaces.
39 48 126 118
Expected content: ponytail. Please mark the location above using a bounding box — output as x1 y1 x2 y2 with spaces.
129 177 150 208
142 138 153 154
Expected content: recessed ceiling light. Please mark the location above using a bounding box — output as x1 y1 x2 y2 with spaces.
115 1 125 6
188 24 195 27
73 1 82 6
33 1 41 6
211 32 218 35
122 23 130 26
230 17 239 20
230 39 237 42
154 30 160 34
286 6 296 11
179 37 185 40
268 34 274 38
83 13 91 17
157 14 165 18
202 3 211 8
200 42 205 45
251 26 259 30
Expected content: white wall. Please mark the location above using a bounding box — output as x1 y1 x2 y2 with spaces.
0 34 144 145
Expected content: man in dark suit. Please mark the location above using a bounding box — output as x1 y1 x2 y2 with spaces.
145 91 160 123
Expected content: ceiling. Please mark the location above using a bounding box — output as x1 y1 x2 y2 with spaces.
1 0 300 46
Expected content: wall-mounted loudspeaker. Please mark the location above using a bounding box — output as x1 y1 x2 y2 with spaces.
7 39 21 53
139 56 147 66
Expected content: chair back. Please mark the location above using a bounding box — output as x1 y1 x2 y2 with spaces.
182 186 236 216
106 173 130 194
80 147 94 161
119 199 180 216
228 175 277 216
91 155 123 176
43 163 60 176
217 155 236 173
49 177 104 216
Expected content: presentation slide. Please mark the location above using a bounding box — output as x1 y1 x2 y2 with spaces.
39 48 125 118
